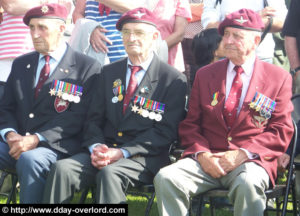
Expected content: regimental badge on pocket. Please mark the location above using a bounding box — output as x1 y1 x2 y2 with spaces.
249 92 276 128
54 96 70 113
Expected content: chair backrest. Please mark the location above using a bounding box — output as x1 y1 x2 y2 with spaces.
291 94 300 123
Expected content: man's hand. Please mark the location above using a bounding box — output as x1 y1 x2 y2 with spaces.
91 144 124 170
216 149 248 173
277 153 290 173
6 131 23 148
91 144 110 169
257 6 276 25
197 152 226 178
90 27 112 53
7 133 39 160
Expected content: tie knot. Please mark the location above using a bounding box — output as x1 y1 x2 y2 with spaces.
44 55 50 63
129 65 142 75
234 65 243 75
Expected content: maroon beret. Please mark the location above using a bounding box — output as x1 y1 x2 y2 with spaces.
218 8 265 35
23 3 68 26
116 7 157 31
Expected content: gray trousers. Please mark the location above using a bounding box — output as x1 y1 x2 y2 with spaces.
154 158 270 216
43 152 153 203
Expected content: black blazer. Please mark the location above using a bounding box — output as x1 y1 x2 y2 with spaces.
82 54 187 174
0 45 101 156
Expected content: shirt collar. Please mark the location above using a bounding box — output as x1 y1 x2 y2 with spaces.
38 42 67 62
127 52 154 71
228 55 256 77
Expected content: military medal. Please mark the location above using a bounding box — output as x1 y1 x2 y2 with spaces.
131 96 140 113
49 88 56 96
250 92 276 124
131 95 165 122
149 111 156 120
117 86 124 101
50 80 83 103
211 92 219 106
142 109 150 118
131 104 139 113
112 96 118 103
112 85 124 103
113 79 122 88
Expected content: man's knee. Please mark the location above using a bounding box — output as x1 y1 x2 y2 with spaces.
154 165 178 188
96 166 118 182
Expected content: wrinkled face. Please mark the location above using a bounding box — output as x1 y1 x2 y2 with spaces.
29 18 65 55
121 22 158 59
222 27 260 63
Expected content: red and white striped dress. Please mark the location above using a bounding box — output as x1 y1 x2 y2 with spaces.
0 12 34 60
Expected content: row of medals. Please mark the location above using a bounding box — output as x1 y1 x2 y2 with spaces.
131 104 163 122
50 89 81 103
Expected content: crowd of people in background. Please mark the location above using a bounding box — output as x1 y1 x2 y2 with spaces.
0 0 300 215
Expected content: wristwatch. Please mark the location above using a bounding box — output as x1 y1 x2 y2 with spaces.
290 66 300 77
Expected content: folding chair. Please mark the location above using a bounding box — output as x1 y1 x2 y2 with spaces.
79 181 155 216
0 169 18 204
195 119 298 216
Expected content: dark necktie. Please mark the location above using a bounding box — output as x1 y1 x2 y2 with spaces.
98 3 111 16
223 65 244 129
35 55 50 98
123 65 142 113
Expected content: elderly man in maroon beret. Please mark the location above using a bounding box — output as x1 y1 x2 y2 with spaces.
43 7 187 204
154 8 294 216
0 3 101 203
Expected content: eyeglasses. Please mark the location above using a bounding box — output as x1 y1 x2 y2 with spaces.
121 29 152 39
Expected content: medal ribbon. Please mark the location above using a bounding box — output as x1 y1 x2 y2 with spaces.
213 92 219 101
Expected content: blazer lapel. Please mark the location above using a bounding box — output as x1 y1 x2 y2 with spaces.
23 52 39 107
234 58 266 127
33 46 76 107
123 55 160 120
113 59 128 122
208 59 228 130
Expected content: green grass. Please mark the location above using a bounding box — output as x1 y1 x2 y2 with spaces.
0 189 296 216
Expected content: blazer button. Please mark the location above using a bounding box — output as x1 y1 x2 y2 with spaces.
25 132 30 136
118 132 123 137
29 113 34 118
227 136 232 142
113 144 118 147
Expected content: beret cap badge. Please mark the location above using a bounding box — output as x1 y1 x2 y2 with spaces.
133 11 145 19
41 5 49 14
234 16 248 24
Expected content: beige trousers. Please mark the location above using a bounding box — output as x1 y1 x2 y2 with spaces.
154 158 270 216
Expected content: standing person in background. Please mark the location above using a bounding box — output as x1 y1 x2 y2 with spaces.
190 28 224 85
201 0 287 63
71 0 139 63
182 0 203 89
151 0 191 72
282 0 300 94
71 0 191 72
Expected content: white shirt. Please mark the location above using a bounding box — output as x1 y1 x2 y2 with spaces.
201 0 288 60
226 55 257 159
225 56 255 114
